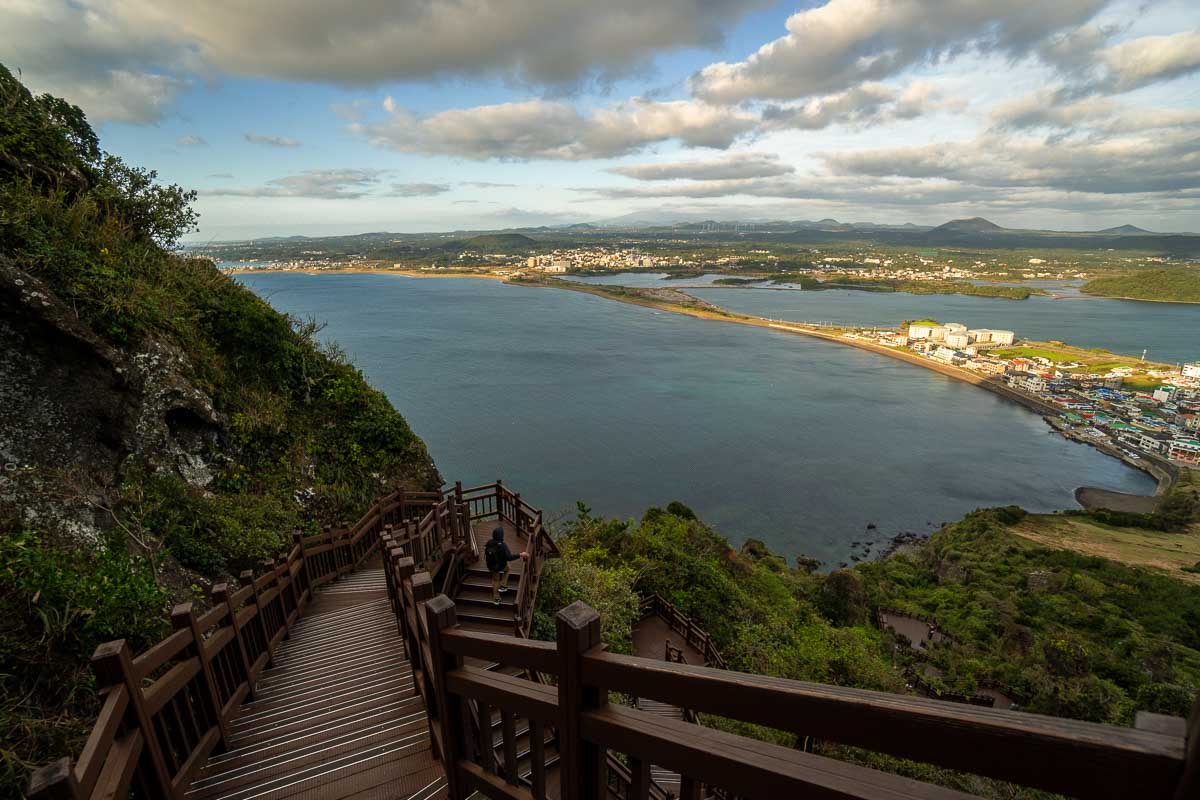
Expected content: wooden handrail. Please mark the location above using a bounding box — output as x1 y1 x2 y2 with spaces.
581 650 1189 800
43 482 1197 800
383 568 1197 800
28 484 435 800
639 593 728 670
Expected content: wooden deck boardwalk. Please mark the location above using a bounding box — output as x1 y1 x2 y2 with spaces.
36 482 1195 800
189 557 447 800
631 614 706 666
630 612 708 797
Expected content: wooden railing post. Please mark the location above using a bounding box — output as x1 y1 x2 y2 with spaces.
411 572 434 685
211 583 255 700
1176 693 1200 799
424 595 466 799
386 544 403 618
292 531 310 603
287 544 303 618
449 497 463 545
455 480 463 504
459 503 472 556
274 557 294 640
171 603 231 745
92 640 176 798
396 556 416 642
242 569 274 666
26 758 84 800
557 601 605 800
26 757 80 799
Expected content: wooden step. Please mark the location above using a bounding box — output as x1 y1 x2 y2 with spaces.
457 603 518 623
466 562 524 581
457 619 518 636
456 585 517 610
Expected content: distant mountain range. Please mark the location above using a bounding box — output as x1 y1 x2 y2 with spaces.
583 215 1198 255
598 211 1176 237
189 216 1199 257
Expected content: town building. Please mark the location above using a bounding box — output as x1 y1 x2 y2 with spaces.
1167 437 1200 465
1006 373 1048 393
1183 362 1200 378
945 331 971 349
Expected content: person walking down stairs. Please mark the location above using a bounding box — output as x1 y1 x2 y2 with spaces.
484 526 527 606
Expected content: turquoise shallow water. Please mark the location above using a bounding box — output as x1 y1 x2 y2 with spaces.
238 272 1155 567
566 272 1200 364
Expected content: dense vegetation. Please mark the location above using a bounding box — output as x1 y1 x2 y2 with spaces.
787 276 1045 299
1082 269 1200 303
534 503 901 690
0 65 437 793
536 503 1200 793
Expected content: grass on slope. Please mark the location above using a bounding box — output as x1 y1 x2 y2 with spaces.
1011 514 1200 583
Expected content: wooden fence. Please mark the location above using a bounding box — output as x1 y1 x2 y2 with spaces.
26 486 432 800
389 577 1197 800
382 481 558 637
638 594 727 671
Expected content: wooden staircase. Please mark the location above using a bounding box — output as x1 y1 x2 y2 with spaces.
31 481 1199 800
187 566 446 800
454 522 562 795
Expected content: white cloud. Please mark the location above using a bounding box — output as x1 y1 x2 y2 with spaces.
205 169 385 199
352 97 757 161
761 80 964 130
610 153 794 181
991 88 1200 135
1 0 767 122
0 1 193 123
690 0 1107 103
391 182 451 197
1101 30 1200 90
821 129 1200 194
460 181 518 188
244 132 300 148
177 134 208 146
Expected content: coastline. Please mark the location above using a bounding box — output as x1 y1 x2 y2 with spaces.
223 267 511 282
1078 291 1200 305
527 277 1174 501
228 267 1175 502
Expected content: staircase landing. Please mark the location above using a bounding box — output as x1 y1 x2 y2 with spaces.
632 614 705 665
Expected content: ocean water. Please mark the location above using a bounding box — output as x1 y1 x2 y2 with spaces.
238 272 1155 566
564 272 1200 364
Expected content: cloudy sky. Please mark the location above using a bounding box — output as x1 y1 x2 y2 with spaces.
3 0 1197 238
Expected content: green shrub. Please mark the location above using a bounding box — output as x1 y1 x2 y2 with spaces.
0 531 168 794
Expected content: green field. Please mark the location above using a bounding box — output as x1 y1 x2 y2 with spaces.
991 346 1080 363
1013 514 1200 584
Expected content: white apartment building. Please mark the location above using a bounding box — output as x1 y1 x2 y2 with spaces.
1006 373 1048 393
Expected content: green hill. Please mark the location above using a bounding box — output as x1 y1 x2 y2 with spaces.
0 64 438 794
461 232 538 250
1082 268 1200 303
